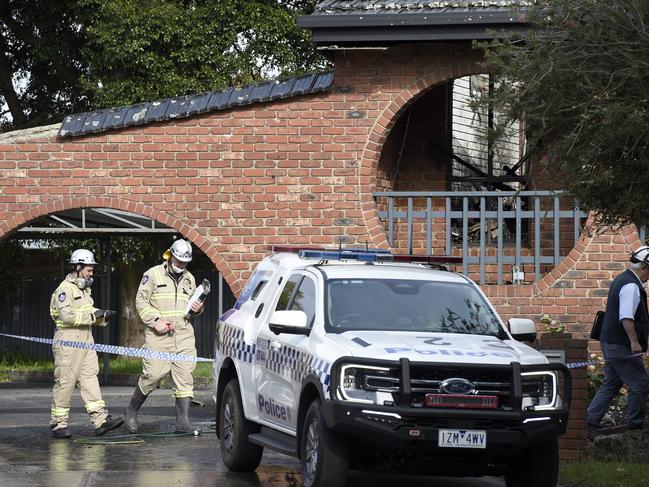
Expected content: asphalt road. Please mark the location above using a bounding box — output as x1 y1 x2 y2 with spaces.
0 385 508 487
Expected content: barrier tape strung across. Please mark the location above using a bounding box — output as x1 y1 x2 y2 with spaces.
565 360 598 369
564 351 648 369
0 332 214 363
1 332 646 368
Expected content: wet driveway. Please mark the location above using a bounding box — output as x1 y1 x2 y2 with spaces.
0 385 506 487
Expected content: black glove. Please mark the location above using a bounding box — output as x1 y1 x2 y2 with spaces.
94 309 116 322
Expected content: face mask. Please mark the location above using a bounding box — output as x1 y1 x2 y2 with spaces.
171 264 184 274
75 277 93 289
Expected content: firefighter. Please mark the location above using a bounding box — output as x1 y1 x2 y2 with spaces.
125 239 204 434
50 248 123 439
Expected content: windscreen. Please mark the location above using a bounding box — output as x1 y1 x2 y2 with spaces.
325 278 503 336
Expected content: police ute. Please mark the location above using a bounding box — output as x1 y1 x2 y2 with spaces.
212 247 570 487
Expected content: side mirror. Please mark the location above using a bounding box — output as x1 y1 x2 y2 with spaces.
269 310 310 336
508 318 537 342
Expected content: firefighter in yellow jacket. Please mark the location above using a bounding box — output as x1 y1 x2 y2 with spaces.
125 239 204 434
50 249 123 438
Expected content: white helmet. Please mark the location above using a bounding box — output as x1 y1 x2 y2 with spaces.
630 246 649 265
170 239 192 262
70 249 97 266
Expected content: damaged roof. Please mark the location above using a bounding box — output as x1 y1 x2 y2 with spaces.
58 71 334 138
298 0 533 45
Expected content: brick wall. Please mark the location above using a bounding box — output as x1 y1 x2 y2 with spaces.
0 44 485 295
536 332 589 461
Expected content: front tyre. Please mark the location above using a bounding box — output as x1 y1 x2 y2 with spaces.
301 400 349 487
219 379 263 471
505 439 559 487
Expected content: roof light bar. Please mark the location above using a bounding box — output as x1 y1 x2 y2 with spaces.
270 246 461 265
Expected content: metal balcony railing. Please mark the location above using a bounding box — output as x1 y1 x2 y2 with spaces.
373 191 589 285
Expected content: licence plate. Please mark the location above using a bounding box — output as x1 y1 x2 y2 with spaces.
438 429 486 449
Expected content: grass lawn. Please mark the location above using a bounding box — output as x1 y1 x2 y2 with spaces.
560 462 649 486
101 357 212 378
0 352 213 379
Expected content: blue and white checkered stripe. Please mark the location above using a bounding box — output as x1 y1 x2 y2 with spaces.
0 332 213 362
218 324 331 393
308 356 331 391
218 324 256 363
268 345 331 394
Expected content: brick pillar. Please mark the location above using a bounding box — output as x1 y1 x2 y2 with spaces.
536 332 589 461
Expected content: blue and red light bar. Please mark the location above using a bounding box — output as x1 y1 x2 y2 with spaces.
270 245 462 265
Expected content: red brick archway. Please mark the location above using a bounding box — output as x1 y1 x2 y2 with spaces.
357 60 484 248
0 196 238 293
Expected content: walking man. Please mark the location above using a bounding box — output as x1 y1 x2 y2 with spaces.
124 239 204 434
50 248 123 438
587 246 649 439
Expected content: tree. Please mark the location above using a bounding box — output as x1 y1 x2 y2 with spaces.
477 0 649 227
0 0 327 131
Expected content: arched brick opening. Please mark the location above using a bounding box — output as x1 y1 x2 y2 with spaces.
1 196 239 293
358 61 486 249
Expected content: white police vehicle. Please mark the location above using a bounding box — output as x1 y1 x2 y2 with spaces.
213 247 570 487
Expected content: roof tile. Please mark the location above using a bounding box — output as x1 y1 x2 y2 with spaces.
59 70 334 138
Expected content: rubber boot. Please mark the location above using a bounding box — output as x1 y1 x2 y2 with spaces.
175 397 200 434
95 415 124 436
124 387 148 433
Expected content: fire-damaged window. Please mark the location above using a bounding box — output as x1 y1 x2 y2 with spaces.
450 74 530 245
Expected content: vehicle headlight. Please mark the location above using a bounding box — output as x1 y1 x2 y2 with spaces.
337 364 399 405
521 371 559 410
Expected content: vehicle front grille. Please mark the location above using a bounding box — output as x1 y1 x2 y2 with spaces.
392 364 512 410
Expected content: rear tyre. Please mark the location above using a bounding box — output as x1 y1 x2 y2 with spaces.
301 400 349 487
219 379 263 471
505 438 559 487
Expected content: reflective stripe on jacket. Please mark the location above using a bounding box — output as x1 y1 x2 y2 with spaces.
135 263 197 329
50 275 100 328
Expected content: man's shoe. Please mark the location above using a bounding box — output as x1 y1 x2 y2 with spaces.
51 426 71 439
95 415 124 436
587 423 600 442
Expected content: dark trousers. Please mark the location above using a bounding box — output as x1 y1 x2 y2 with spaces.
587 342 649 429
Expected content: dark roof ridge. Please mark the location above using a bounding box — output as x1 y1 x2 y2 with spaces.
58 70 334 138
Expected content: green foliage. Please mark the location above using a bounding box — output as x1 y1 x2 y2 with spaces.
476 0 649 226
46 236 165 270
0 0 328 130
587 352 605 400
